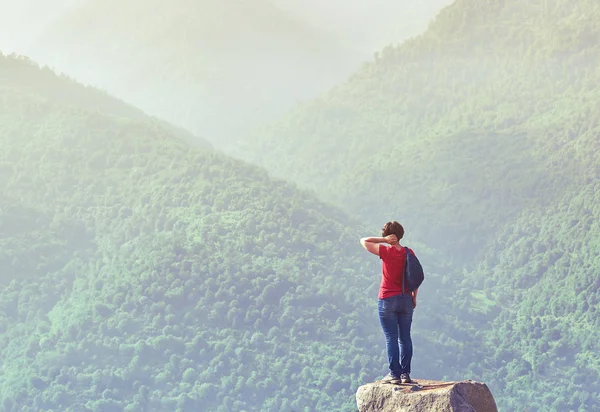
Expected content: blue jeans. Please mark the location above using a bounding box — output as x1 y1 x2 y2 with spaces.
378 293 413 376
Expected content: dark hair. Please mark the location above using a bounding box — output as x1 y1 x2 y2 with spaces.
382 221 404 240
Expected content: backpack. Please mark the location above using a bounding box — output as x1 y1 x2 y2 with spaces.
403 247 424 292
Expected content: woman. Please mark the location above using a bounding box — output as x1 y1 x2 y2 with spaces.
360 221 418 384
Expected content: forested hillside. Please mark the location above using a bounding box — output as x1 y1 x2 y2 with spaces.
463 184 600 411
234 0 600 261
0 197 91 287
1 54 210 149
0 54 470 411
27 0 359 145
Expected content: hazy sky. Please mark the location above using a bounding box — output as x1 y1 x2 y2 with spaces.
0 0 454 57
0 0 79 53
272 0 455 54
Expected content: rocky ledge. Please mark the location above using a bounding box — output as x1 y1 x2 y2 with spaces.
356 378 497 412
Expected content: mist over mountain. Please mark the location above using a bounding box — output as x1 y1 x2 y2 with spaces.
15 0 453 147
0 0 79 53
22 0 359 145
271 0 454 55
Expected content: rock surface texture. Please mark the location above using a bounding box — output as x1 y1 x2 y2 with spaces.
356 379 498 412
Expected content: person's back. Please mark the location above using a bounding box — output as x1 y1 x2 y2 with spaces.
360 221 419 383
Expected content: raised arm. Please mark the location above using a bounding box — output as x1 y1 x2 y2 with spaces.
360 235 397 256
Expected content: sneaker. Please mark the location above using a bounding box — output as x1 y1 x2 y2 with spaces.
400 373 412 384
382 373 401 382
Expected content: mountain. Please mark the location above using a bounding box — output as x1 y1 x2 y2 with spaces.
233 0 600 261
24 0 360 146
0 53 466 411
2 53 211 149
19 0 455 146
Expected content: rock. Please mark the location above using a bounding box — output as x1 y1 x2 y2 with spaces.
356 379 498 412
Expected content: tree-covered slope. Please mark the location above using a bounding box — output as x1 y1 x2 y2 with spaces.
0 196 92 287
460 180 600 411
233 0 600 261
27 0 359 145
0 54 467 411
1 54 211 149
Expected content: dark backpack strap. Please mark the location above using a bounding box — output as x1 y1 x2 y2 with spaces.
404 247 410 294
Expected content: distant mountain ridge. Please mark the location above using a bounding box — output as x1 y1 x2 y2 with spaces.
1 53 212 149
271 0 454 54
27 0 361 144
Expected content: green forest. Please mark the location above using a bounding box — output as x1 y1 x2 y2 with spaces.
0 54 467 411
1 0 600 411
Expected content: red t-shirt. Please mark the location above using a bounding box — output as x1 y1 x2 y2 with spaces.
378 245 415 299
